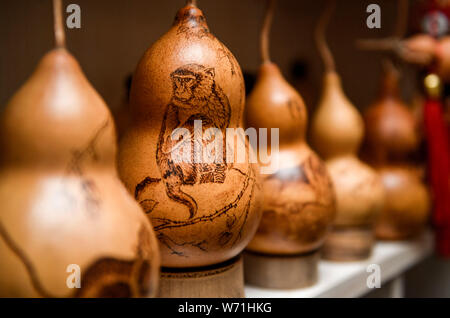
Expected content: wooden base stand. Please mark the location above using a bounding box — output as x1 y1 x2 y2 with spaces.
158 255 244 298
243 250 319 289
322 226 374 261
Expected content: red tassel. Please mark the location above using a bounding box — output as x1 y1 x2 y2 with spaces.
423 98 450 257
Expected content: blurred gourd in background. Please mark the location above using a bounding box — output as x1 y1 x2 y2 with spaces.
311 0 385 261
244 0 336 288
361 60 430 240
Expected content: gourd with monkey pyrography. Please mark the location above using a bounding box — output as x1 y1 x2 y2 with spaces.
0 0 160 297
118 0 262 270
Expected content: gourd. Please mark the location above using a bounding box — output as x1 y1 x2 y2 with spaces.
362 61 430 240
311 0 384 260
244 0 336 256
0 0 160 297
118 0 262 268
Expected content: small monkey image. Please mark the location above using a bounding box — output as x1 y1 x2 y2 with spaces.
155 63 231 219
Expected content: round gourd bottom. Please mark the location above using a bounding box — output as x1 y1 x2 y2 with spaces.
158 255 244 297
243 250 319 289
322 226 374 261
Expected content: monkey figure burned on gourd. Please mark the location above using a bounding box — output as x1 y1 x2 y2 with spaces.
156 64 231 219
0 0 160 297
118 3 262 268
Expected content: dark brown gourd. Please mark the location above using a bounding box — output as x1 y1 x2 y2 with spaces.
0 0 160 297
118 0 262 268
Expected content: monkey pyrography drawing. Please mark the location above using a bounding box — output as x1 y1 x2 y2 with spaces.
133 63 257 259
155 64 231 219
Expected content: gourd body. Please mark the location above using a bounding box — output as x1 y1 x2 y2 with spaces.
118 5 262 268
311 72 384 230
0 49 160 297
363 68 430 240
245 63 336 255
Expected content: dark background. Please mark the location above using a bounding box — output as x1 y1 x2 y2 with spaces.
0 0 408 115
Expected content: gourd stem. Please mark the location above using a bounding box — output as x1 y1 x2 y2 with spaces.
261 0 276 64
53 0 66 48
315 0 336 72
186 0 197 7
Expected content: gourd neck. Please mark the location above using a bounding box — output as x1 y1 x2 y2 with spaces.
378 63 401 101
173 4 209 31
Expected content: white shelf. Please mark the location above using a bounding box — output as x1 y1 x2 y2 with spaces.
245 230 434 298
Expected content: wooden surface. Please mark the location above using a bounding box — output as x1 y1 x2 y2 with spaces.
244 250 319 289
158 256 244 298
322 227 374 261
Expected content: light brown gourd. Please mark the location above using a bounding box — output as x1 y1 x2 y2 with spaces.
0 0 160 297
244 0 336 257
362 61 430 240
311 0 384 261
118 1 262 269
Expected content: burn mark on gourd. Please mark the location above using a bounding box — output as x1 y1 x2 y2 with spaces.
0 221 156 298
217 43 238 77
67 120 110 175
133 63 256 257
287 98 302 120
135 177 161 200
75 224 156 298
152 167 254 231
0 220 55 298
265 155 335 214
134 164 256 256
65 120 110 215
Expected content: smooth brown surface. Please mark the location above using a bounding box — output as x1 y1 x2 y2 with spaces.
322 226 373 261
0 49 160 297
118 4 262 268
311 73 365 158
362 63 430 240
158 256 244 298
244 250 319 289
245 63 336 255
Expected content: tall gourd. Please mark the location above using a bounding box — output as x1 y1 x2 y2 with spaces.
0 0 160 297
118 0 262 270
311 0 385 261
362 61 430 240
243 0 336 288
